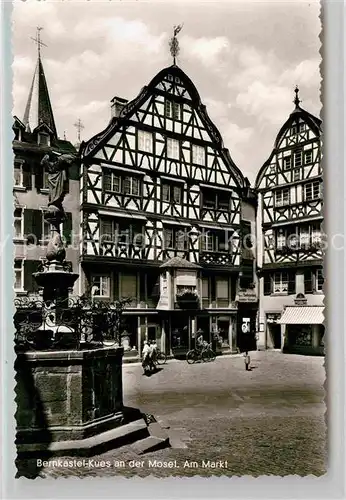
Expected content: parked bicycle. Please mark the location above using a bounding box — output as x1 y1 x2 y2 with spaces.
186 343 216 364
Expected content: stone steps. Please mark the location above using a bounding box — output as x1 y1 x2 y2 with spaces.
17 418 149 457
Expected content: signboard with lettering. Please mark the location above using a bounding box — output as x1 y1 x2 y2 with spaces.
237 290 258 303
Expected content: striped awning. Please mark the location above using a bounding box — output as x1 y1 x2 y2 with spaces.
278 306 324 325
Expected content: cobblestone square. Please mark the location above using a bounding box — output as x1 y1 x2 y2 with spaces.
26 351 326 479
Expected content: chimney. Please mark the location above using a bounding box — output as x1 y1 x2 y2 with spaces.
111 96 128 118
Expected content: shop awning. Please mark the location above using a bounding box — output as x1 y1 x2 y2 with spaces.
278 306 324 325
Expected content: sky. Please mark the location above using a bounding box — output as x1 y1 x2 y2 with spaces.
12 0 321 185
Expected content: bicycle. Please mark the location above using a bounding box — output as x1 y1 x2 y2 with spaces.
155 350 167 365
186 343 216 364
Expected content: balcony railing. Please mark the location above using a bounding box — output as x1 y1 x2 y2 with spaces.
199 251 233 266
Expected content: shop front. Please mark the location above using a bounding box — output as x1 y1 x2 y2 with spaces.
278 304 325 355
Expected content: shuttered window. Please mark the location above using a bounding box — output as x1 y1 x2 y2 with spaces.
14 259 24 291
263 274 272 295
304 270 313 294
121 273 137 302
24 209 42 245
216 278 228 300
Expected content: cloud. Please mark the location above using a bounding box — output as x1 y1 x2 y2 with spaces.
181 35 230 68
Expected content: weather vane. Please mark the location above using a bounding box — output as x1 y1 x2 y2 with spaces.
294 85 301 107
30 26 47 57
169 24 183 65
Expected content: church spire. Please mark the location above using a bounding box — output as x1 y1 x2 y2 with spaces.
23 27 57 138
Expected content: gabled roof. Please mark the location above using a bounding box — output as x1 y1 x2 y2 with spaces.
81 64 247 190
12 116 26 130
23 56 57 138
255 94 322 190
160 257 202 270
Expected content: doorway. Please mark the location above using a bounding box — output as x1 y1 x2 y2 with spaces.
268 324 281 349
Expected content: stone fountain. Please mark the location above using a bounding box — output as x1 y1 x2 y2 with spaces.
15 153 165 469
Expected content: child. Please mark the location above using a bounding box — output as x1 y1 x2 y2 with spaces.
244 350 250 371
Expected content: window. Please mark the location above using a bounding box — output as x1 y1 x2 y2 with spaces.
216 278 228 300
311 225 322 247
283 156 291 170
14 208 23 239
161 183 182 204
201 230 228 253
294 150 302 168
163 227 188 250
43 169 50 190
202 189 231 211
304 149 313 165
276 230 286 250
103 172 140 196
14 259 24 291
275 188 290 207
192 144 205 166
293 169 301 181
92 276 110 298
42 214 51 241
123 176 140 196
273 272 288 293
167 138 179 159
38 133 49 146
304 181 320 201
201 231 214 252
165 100 181 120
103 172 120 193
316 269 324 292
14 165 24 187
304 270 313 294
100 219 115 244
138 130 153 153
298 122 305 132
163 227 173 249
299 227 310 248
291 125 297 136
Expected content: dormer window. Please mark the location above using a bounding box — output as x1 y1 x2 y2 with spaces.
38 133 50 146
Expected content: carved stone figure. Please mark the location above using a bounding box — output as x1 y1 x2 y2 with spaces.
41 152 76 214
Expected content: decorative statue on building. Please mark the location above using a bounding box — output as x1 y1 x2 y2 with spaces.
41 152 76 215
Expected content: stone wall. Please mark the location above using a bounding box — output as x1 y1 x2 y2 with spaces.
15 347 124 445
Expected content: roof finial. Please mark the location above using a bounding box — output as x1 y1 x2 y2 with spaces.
74 118 84 143
31 27 47 58
294 85 301 108
169 24 183 65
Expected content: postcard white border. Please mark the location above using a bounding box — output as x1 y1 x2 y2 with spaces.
1 0 345 498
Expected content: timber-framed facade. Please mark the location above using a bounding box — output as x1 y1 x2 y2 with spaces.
80 64 258 358
256 90 324 355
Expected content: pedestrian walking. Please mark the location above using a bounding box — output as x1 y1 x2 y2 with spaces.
142 340 151 374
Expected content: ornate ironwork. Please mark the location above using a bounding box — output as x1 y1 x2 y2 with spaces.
14 296 131 352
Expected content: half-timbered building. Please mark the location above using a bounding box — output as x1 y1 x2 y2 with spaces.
13 41 79 297
255 88 324 355
80 63 258 358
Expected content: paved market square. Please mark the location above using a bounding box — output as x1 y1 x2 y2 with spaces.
27 351 326 478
